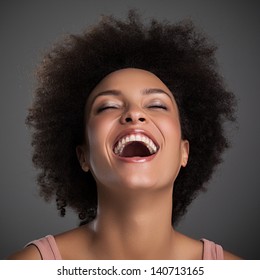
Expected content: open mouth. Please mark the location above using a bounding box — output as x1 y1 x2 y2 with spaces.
113 133 159 158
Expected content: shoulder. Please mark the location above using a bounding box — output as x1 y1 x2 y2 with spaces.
174 232 242 260
172 232 204 259
55 225 95 259
8 245 42 260
9 225 94 260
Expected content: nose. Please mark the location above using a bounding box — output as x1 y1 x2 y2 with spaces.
120 105 146 124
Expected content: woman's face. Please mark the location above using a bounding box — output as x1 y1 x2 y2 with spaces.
78 68 189 192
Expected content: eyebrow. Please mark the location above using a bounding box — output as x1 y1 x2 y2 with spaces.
142 88 172 99
91 88 173 104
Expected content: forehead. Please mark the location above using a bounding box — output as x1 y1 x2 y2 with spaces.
89 68 171 98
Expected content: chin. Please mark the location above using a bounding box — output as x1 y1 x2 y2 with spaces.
116 174 170 191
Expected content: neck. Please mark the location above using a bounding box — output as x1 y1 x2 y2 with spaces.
90 186 176 259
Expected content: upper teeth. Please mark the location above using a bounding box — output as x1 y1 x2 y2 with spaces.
114 134 158 156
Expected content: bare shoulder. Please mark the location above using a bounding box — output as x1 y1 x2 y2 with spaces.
55 225 93 247
8 245 42 260
55 225 95 259
173 231 204 259
223 250 242 260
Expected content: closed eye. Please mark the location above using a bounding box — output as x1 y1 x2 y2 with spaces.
97 104 120 113
148 104 168 110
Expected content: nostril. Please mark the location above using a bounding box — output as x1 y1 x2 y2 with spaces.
125 117 132 122
139 117 145 122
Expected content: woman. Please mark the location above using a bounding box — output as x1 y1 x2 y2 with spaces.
9 10 240 259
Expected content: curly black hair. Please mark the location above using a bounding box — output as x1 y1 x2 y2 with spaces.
26 10 236 226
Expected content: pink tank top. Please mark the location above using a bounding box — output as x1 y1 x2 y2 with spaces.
26 235 224 260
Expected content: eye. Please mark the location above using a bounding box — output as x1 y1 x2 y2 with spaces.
96 104 121 113
147 102 168 110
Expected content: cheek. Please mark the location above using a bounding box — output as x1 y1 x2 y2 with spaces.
87 118 107 153
158 115 182 142
157 116 183 178
86 116 115 168
86 117 122 188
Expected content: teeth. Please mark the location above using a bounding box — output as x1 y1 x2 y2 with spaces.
114 133 158 156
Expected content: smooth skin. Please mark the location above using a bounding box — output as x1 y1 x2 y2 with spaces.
9 69 241 260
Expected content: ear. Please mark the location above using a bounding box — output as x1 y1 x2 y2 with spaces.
181 140 189 167
76 145 89 172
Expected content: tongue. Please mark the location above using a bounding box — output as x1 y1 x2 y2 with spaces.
121 142 151 157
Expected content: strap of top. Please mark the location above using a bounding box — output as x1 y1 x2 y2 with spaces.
26 235 62 260
201 238 224 260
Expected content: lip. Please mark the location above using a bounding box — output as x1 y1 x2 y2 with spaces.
112 128 160 162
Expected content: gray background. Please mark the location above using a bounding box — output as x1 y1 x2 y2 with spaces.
1 0 259 260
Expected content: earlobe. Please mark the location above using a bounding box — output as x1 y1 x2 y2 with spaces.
181 140 189 167
76 145 89 172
